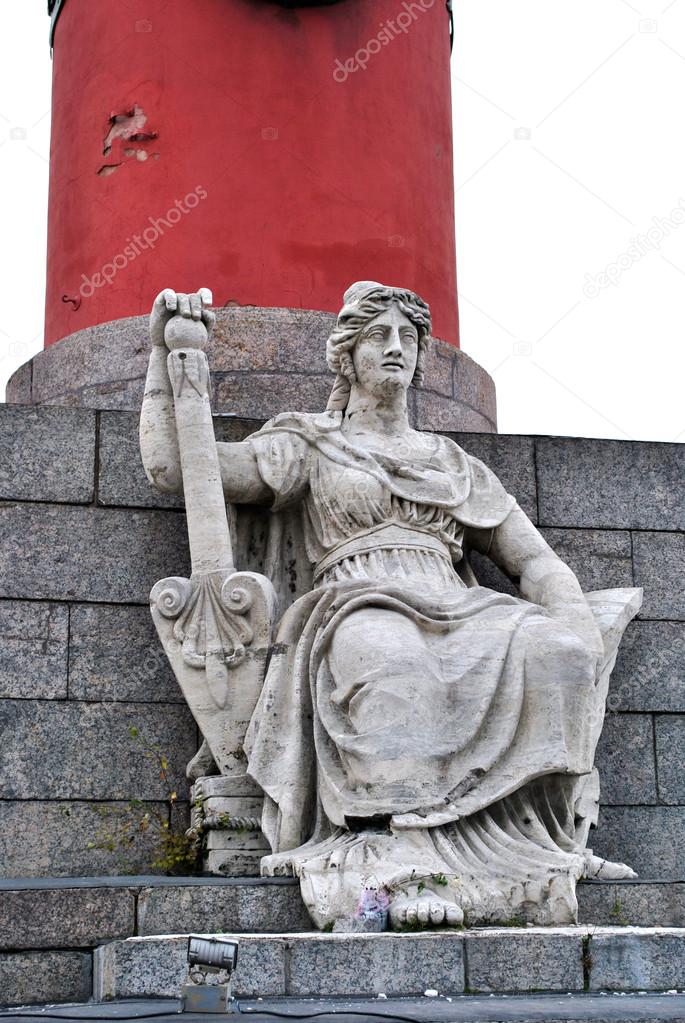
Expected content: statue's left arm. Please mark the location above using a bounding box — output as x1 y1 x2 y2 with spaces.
471 505 604 660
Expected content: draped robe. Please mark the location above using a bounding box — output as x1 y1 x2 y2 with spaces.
239 411 626 926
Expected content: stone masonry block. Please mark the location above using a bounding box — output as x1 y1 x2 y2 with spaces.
413 390 494 433
0 801 185 878
536 438 685 531
0 700 196 800
98 412 183 510
213 416 262 444
592 806 685 881
589 930 685 991
0 503 189 604
610 621 685 711
454 432 537 521
578 882 685 927
68 604 182 703
0 405 95 504
539 529 634 592
633 532 685 620
0 951 91 1008
0 886 135 950
286 934 464 997
0 600 68 699
655 715 685 804
137 881 310 936
464 930 584 993
94 935 286 1000
594 713 657 805
211 372 332 419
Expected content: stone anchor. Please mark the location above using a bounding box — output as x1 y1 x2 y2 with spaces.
146 292 276 876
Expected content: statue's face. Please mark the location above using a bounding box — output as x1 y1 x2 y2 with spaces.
351 304 419 396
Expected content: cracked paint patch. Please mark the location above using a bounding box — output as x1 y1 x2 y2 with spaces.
98 104 159 176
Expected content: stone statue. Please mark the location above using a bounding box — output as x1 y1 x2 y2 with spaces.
140 282 641 931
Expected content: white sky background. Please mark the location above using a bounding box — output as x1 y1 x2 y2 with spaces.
1 2 684 442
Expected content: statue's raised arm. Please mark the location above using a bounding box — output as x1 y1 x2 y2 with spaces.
141 289 277 874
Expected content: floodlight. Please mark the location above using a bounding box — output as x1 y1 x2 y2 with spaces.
182 936 240 1014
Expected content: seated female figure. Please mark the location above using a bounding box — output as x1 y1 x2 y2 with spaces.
141 281 635 930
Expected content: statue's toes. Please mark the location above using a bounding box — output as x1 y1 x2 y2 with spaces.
445 904 464 927
429 900 445 925
406 902 419 926
416 900 430 925
389 901 408 928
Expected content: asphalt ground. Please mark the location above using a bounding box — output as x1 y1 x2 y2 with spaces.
2 992 685 1023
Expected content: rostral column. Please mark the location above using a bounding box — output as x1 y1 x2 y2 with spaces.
8 0 496 431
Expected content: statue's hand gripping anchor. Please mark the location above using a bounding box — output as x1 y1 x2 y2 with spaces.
146 290 275 874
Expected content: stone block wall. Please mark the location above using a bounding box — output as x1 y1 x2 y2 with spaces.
0 405 682 881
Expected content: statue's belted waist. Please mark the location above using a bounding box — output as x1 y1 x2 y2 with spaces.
313 522 453 580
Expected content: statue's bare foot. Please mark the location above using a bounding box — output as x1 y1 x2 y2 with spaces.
389 890 463 930
584 852 637 880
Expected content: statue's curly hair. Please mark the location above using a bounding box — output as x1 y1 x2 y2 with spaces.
326 283 432 412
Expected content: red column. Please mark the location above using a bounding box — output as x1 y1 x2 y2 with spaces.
46 0 459 347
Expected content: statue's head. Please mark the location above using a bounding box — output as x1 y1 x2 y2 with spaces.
326 281 432 412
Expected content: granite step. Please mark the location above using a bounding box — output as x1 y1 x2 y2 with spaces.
1 876 683 952
3 877 685 1008
94 927 685 1001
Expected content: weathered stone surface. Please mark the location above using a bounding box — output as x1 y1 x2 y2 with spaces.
213 416 262 444
578 882 685 927
0 801 185 878
412 389 495 433
0 887 135 950
89 405 261 515
655 715 685 804
211 371 334 419
594 713 657 805
0 503 189 604
454 432 537 521
536 438 685 531
0 700 196 799
464 930 584 993
94 935 286 1000
68 604 182 703
0 405 95 504
137 881 310 935
471 528 634 599
287 933 465 997
589 930 685 991
0 601 68 699
0 950 91 1007
96 933 465 999
592 807 685 881
632 532 685 621
610 622 685 711
7 309 497 431
98 412 183 510
4 359 31 404
539 529 634 593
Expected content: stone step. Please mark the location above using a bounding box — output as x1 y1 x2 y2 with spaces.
2 876 683 952
3 877 685 1007
94 927 685 1001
